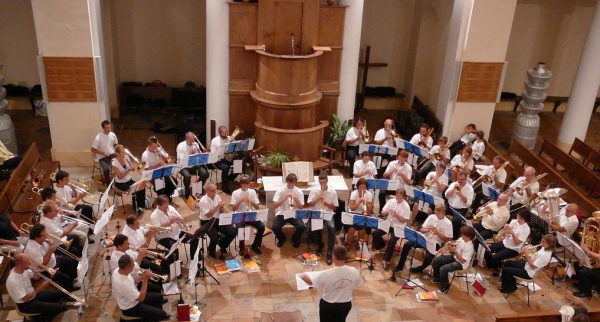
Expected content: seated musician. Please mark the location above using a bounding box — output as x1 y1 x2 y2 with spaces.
472 193 510 245
210 126 236 194
270 174 306 249
449 146 474 177
344 116 365 177
150 195 198 263
506 166 539 215
471 156 507 211
345 178 373 251
230 175 265 256
0 211 27 252
109 234 162 293
449 123 477 158
53 170 95 225
122 215 155 250
413 136 450 185
572 244 600 298
432 226 475 294
353 151 377 180
373 118 397 177
177 132 209 199
90 120 118 185
197 183 236 258
500 234 555 294
411 163 448 224
544 203 579 238
484 210 531 275
471 131 486 161
305 173 339 265
379 150 412 214
372 188 410 270
0 139 22 170
112 255 169 321
7 253 66 321
25 224 80 292
392 205 453 274
409 123 433 150
112 145 146 215
444 171 474 239
142 136 177 203
39 200 85 254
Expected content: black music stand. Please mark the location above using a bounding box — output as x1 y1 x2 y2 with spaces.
232 211 259 259
345 214 379 271
191 218 220 285
392 227 429 295
292 210 323 263
552 232 588 285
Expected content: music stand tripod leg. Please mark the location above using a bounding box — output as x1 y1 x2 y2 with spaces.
196 233 220 285
392 245 428 296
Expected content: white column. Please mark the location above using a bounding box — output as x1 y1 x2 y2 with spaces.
337 0 364 123
206 0 229 145
558 0 600 146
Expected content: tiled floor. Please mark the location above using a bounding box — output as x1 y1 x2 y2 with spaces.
1 102 599 321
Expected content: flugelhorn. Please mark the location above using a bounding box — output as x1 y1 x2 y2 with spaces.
519 243 540 260
136 268 169 282
515 173 547 195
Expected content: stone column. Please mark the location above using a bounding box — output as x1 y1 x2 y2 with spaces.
206 0 229 144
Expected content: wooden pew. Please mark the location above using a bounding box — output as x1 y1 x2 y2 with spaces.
496 309 600 322
570 137 600 171
539 139 600 197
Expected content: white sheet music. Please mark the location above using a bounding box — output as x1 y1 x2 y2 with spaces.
219 213 233 225
93 205 115 236
393 224 405 239
166 235 186 259
155 178 165 190
238 226 252 240
341 212 354 225
99 179 114 209
283 209 296 219
295 271 322 291
170 260 182 281
163 282 179 295
322 211 334 221
257 209 268 222
311 219 323 231
188 246 200 286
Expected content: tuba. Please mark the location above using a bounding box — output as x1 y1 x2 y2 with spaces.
537 187 567 227
581 211 600 268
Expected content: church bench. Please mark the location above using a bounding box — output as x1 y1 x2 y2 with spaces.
496 309 600 322
569 137 600 170
408 96 443 140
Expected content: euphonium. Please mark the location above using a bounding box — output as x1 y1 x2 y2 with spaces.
581 211 600 268
228 126 244 143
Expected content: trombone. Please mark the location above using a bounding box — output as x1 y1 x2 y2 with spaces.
193 134 209 152
157 142 176 164
515 173 547 195
20 223 72 249
61 215 94 228
0 249 88 307
125 148 146 170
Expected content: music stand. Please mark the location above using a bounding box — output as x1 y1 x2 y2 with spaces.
342 213 384 271
449 206 469 226
232 211 259 259
292 210 323 263
392 227 430 295
530 211 550 235
191 218 220 285
553 232 589 284
396 139 429 167
482 183 500 201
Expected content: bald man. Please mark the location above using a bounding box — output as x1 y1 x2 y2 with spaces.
506 166 539 216
545 203 579 238
177 132 210 199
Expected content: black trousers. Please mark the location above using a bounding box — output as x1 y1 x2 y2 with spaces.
151 176 177 202
472 222 494 252
345 146 359 176
121 292 167 321
157 231 199 264
201 219 236 254
180 165 209 198
484 242 518 270
574 264 600 294
16 290 65 322
396 240 438 272
215 159 234 192
0 155 22 170
237 220 265 249
319 298 352 322
99 156 113 183
272 216 306 245
446 205 468 240
501 260 531 292
73 204 94 224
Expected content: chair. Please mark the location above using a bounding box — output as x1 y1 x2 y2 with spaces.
503 269 542 306
113 186 127 214
119 310 143 321
448 255 477 294
91 154 102 182
15 305 41 321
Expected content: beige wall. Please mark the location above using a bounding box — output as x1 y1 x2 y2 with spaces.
0 0 39 87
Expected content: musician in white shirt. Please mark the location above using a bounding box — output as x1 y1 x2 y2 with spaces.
230 175 265 256
471 156 507 212
471 131 486 161
392 205 453 274
150 195 198 263
6 253 66 321
90 120 118 185
353 151 377 181
484 210 531 273
500 234 555 294
413 136 450 185
177 132 209 199
379 150 412 213
473 193 510 241
0 211 27 252
373 118 397 177
197 183 236 259
112 255 168 321
411 163 449 223
346 178 373 250
210 126 235 194
545 203 579 238
372 188 410 270
109 234 163 293
449 146 474 177
53 171 95 241
409 123 433 150
39 200 85 255
432 226 476 293
271 174 306 248
506 166 539 214
444 171 474 239
112 145 146 214
305 173 339 265
141 136 176 202
450 123 477 157
344 116 365 177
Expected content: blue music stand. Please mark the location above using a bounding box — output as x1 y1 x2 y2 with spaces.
226 141 245 154
392 227 428 294
487 185 500 200
150 165 175 181
232 211 259 259
412 188 437 208
366 179 392 191
187 153 211 167
449 206 468 224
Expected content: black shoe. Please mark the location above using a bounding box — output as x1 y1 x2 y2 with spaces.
88 238 95 244
440 285 450 294
251 245 263 255
70 286 81 292
276 239 285 248
573 282 580 288
573 291 592 298
392 266 402 273
326 253 333 265
159 314 171 321
162 298 168 304
431 278 440 284
136 209 144 216
409 267 422 274
293 240 300 248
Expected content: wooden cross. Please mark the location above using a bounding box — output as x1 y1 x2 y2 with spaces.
356 46 388 112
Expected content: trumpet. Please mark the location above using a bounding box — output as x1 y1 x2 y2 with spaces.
472 201 496 221
20 223 72 250
359 189 367 215
436 242 456 256
131 246 165 260
136 268 169 282
390 128 400 139
167 209 192 231
288 195 295 210
246 190 252 211
125 148 146 170
454 184 461 193
495 222 517 241
515 173 547 195
427 222 438 239
141 224 172 232
519 243 540 260
319 187 326 211
0 249 88 307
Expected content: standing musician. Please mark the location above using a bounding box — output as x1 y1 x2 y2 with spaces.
379 150 412 214
432 226 476 294
449 146 474 178
306 173 339 265
0 211 28 252
230 175 265 256
90 120 118 185
572 244 600 298
543 203 579 238
444 171 474 239
271 174 306 249
39 200 84 255
409 123 434 150
449 123 477 158
25 224 80 292
413 136 450 185
392 205 453 274
373 118 397 177
109 234 162 293
411 163 448 224
150 195 198 263
344 115 365 177
346 178 373 251
53 171 95 224
112 255 169 321
372 188 410 270
472 193 510 249
506 166 539 214
484 210 531 275
471 156 508 211
177 132 209 199
500 234 555 294
6 253 66 322
112 145 146 215
142 136 176 203
210 126 236 194
471 131 486 161
353 151 377 181
197 183 236 258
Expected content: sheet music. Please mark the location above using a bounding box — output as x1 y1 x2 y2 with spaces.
93 205 115 235
233 160 243 174
188 246 200 286
163 282 179 295
322 211 334 221
219 213 233 225
238 226 252 240
378 218 390 232
99 179 114 209
170 260 182 281
283 209 296 220
393 224 405 239
341 212 355 225
295 271 322 291
257 209 268 222
282 162 312 183
311 219 323 231
155 178 165 190
166 235 186 259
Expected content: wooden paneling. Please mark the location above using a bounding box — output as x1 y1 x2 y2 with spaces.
317 93 339 141
317 49 342 85
230 47 257 90
229 4 258 46
273 2 303 55
318 6 345 47
255 121 328 161
43 57 97 102
456 62 504 103
229 93 256 139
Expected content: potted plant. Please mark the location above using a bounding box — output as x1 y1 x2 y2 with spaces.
327 114 351 149
264 148 291 169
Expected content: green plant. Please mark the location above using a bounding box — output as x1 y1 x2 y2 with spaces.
264 147 291 169
327 114 351 146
